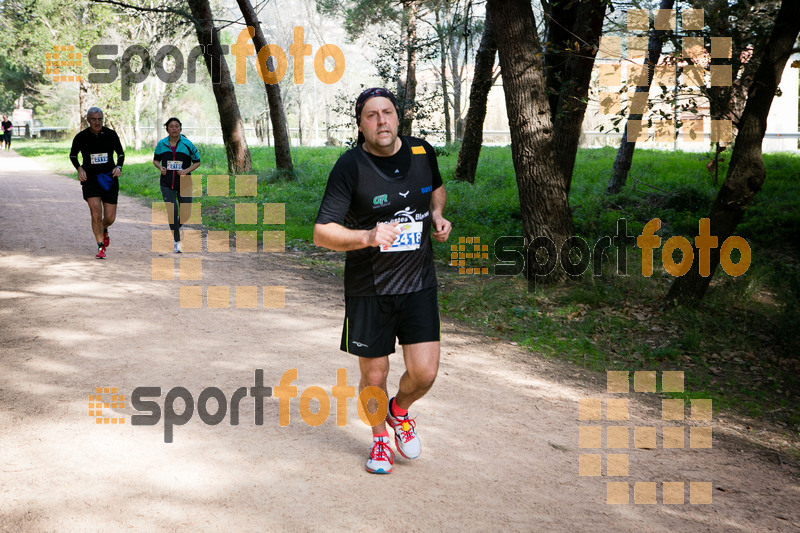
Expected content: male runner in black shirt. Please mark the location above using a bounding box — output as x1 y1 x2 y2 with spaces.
69 107 125 259
314 88 452 474
1 115 12 151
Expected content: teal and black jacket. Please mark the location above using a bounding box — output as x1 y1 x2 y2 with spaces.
153 135 201 190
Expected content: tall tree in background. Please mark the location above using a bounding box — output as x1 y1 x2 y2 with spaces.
667 0 800 303
446 0 474 141
186 0 251 173
434 7 453 144
396 0 421 135
543 0 606 192
692 0 780 182
0 0 110 127
454 8 496 183
487 0 573 282
487 0 605 283
318 0 424 135
606 0 674 195
235 0 293 172
90 0 253 171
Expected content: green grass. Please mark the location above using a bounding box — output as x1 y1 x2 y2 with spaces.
14 138 800 435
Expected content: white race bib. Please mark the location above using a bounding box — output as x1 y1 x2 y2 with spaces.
166 160 183 171
380 222 423 252
90 153 109 165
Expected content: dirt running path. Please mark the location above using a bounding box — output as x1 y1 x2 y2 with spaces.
0 149 798 532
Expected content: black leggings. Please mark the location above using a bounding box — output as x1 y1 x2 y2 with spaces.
3 132 10 147
160 185 192 242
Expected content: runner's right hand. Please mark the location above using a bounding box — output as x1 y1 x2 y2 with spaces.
77 167 87 182
368 221 400 248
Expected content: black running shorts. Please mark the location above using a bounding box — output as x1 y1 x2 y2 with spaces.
341 286 440 358
82 175 119 204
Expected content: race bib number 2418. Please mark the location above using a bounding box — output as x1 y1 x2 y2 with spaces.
380 222 422 252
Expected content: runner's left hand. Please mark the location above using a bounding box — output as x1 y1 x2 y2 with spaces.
431 215 452 242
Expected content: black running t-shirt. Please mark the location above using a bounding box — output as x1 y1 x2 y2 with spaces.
316 136 443 296
69 127 125 176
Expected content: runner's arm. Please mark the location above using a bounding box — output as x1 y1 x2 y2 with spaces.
114 131 125 170
430 185 452 243
314 221 400 252
315 152 401 251
179 161 201 175
69 135 87 181
69 136 81 170
152 158 166 175
178 138 201 176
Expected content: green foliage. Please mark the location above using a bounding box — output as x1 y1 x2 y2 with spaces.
0 0 112 116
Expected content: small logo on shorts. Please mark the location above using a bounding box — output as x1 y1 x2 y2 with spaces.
351 341 369 348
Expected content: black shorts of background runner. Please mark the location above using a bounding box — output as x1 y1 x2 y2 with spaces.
81 175 119 204
160 185 193 242
341 286 440 358
3 132 11 146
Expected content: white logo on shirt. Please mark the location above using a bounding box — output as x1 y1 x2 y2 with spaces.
391 208 416 224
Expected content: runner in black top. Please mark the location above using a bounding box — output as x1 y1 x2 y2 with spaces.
69 107 125 259
314 88 452 475
316 136 443 296
1 115 12 151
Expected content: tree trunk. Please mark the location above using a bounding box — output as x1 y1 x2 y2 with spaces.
700 0 778 183
448 20 463 141
488 0 574 284
298 98 304 146
133 84 143 150
397 1 419 136
454 8 496 183
236 0 293 171
160 88 170 139
550 0 606 192
78 80 90 130
153 80 163 147
666 0 800 304
436 10 452 144
607 0 675 195
543 0 579 121
187 0 251 173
